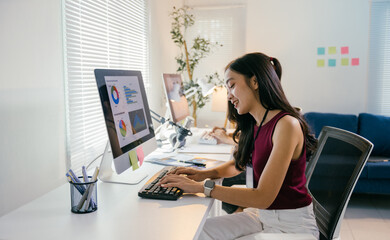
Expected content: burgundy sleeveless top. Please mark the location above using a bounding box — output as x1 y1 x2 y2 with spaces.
251 111 312 210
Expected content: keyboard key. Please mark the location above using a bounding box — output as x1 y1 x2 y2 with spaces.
198 131 218 145
138 166 183 200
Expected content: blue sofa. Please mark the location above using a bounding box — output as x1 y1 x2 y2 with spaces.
303 112 390 195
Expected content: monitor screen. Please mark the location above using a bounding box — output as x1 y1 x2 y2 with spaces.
162 73 190 123
95 69 156 177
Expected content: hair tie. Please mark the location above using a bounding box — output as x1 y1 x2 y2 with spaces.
269 57 273 62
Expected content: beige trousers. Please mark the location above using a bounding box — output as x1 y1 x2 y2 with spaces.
198 203 319 240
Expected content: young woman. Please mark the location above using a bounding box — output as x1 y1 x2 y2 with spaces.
160 52 319 239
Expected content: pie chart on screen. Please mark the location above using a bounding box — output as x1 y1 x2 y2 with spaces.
111 86 120 104
119 120 127 137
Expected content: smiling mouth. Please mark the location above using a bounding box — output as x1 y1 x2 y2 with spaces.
232 100 238 108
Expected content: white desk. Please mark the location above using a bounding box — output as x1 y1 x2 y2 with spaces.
0 146 232 240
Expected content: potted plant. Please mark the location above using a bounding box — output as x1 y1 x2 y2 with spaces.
169 6 223 126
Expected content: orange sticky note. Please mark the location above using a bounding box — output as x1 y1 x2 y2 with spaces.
136 146 145 166
129 150 139 170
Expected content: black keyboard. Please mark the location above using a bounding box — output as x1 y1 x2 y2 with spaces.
138 166 183 200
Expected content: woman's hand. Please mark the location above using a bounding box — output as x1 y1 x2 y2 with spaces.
168 167 208 182
159 174 203 194
210 127 235 145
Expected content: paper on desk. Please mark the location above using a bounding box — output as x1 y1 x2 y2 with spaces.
145 152 176 160
178 144 233 154
172 154 194 161
146 158 192 167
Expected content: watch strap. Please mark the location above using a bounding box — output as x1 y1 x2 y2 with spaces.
203 180 215 197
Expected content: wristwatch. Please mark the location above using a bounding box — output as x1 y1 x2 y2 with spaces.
203 180 215 197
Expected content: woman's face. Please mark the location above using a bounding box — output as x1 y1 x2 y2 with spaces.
225 68 259 115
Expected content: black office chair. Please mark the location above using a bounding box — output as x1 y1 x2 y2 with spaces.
237 126 373 240
305 126 373 240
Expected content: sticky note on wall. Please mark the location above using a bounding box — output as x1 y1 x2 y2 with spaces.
317 59 325 67
328 59 336 67
129 150 139 170
328 47 337 54
341 46 349 54
341 58 349 66
317 47 325 55
351 58 359 66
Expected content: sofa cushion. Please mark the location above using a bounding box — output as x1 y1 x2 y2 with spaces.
358 113 390 157
366 161 390 179
303 112 358 138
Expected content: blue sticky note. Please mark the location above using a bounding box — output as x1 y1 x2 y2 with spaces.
317 47 325 55
328 59 336 67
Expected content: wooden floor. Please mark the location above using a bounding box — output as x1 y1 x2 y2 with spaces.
340 194 390 240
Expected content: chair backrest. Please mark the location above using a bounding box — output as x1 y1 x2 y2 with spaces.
305 126 373 240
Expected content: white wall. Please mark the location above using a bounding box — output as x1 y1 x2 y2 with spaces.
0 0 66 216
148 0 183 117
246 0 370 114
149 0 371 128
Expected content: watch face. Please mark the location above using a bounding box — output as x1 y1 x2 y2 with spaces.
205 180 215 188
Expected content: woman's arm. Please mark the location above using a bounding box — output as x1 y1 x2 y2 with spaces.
161 115 304 209
210 115 304 208
171 159 241 181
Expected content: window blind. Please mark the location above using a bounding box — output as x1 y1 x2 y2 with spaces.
368 1 390 115
63 0 149 173
186 5 246 80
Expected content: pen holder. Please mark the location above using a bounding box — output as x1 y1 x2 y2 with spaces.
69 176 98 214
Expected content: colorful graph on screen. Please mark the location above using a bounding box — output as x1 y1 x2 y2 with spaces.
111 86 120 104
119 120 127 137
123 85 138 104
129 109 147 134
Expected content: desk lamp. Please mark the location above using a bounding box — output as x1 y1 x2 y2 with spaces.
211 86 229 128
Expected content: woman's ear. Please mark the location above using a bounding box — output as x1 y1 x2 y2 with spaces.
250 76 258 90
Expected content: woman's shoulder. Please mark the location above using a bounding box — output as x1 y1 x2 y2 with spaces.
274 113 301 133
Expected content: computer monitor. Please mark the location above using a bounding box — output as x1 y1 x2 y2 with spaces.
94 69 157 184
162 73 190 123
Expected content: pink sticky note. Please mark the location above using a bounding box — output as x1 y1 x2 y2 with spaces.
341 46 349 54
136 146 145 166
351 58 359 66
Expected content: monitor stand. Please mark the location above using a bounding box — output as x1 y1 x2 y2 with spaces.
98 142 148 185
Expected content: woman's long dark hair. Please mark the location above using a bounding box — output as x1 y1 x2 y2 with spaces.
227 52 317 171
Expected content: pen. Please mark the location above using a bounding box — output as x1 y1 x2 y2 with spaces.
84 167 99 210
82 166 89 183
178 160 206 167
76 167 99 211
66 172 85 194
68 169 81 183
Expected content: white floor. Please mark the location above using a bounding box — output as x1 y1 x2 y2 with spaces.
340 194 390 240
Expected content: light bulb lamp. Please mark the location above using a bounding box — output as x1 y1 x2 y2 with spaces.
211 86 229 129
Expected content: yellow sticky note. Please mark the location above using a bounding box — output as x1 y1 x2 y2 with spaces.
317 59 325 67
129 150 139 170
341 58 349 66
328 47 337 54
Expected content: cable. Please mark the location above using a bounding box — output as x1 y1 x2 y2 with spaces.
86 153 104 170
